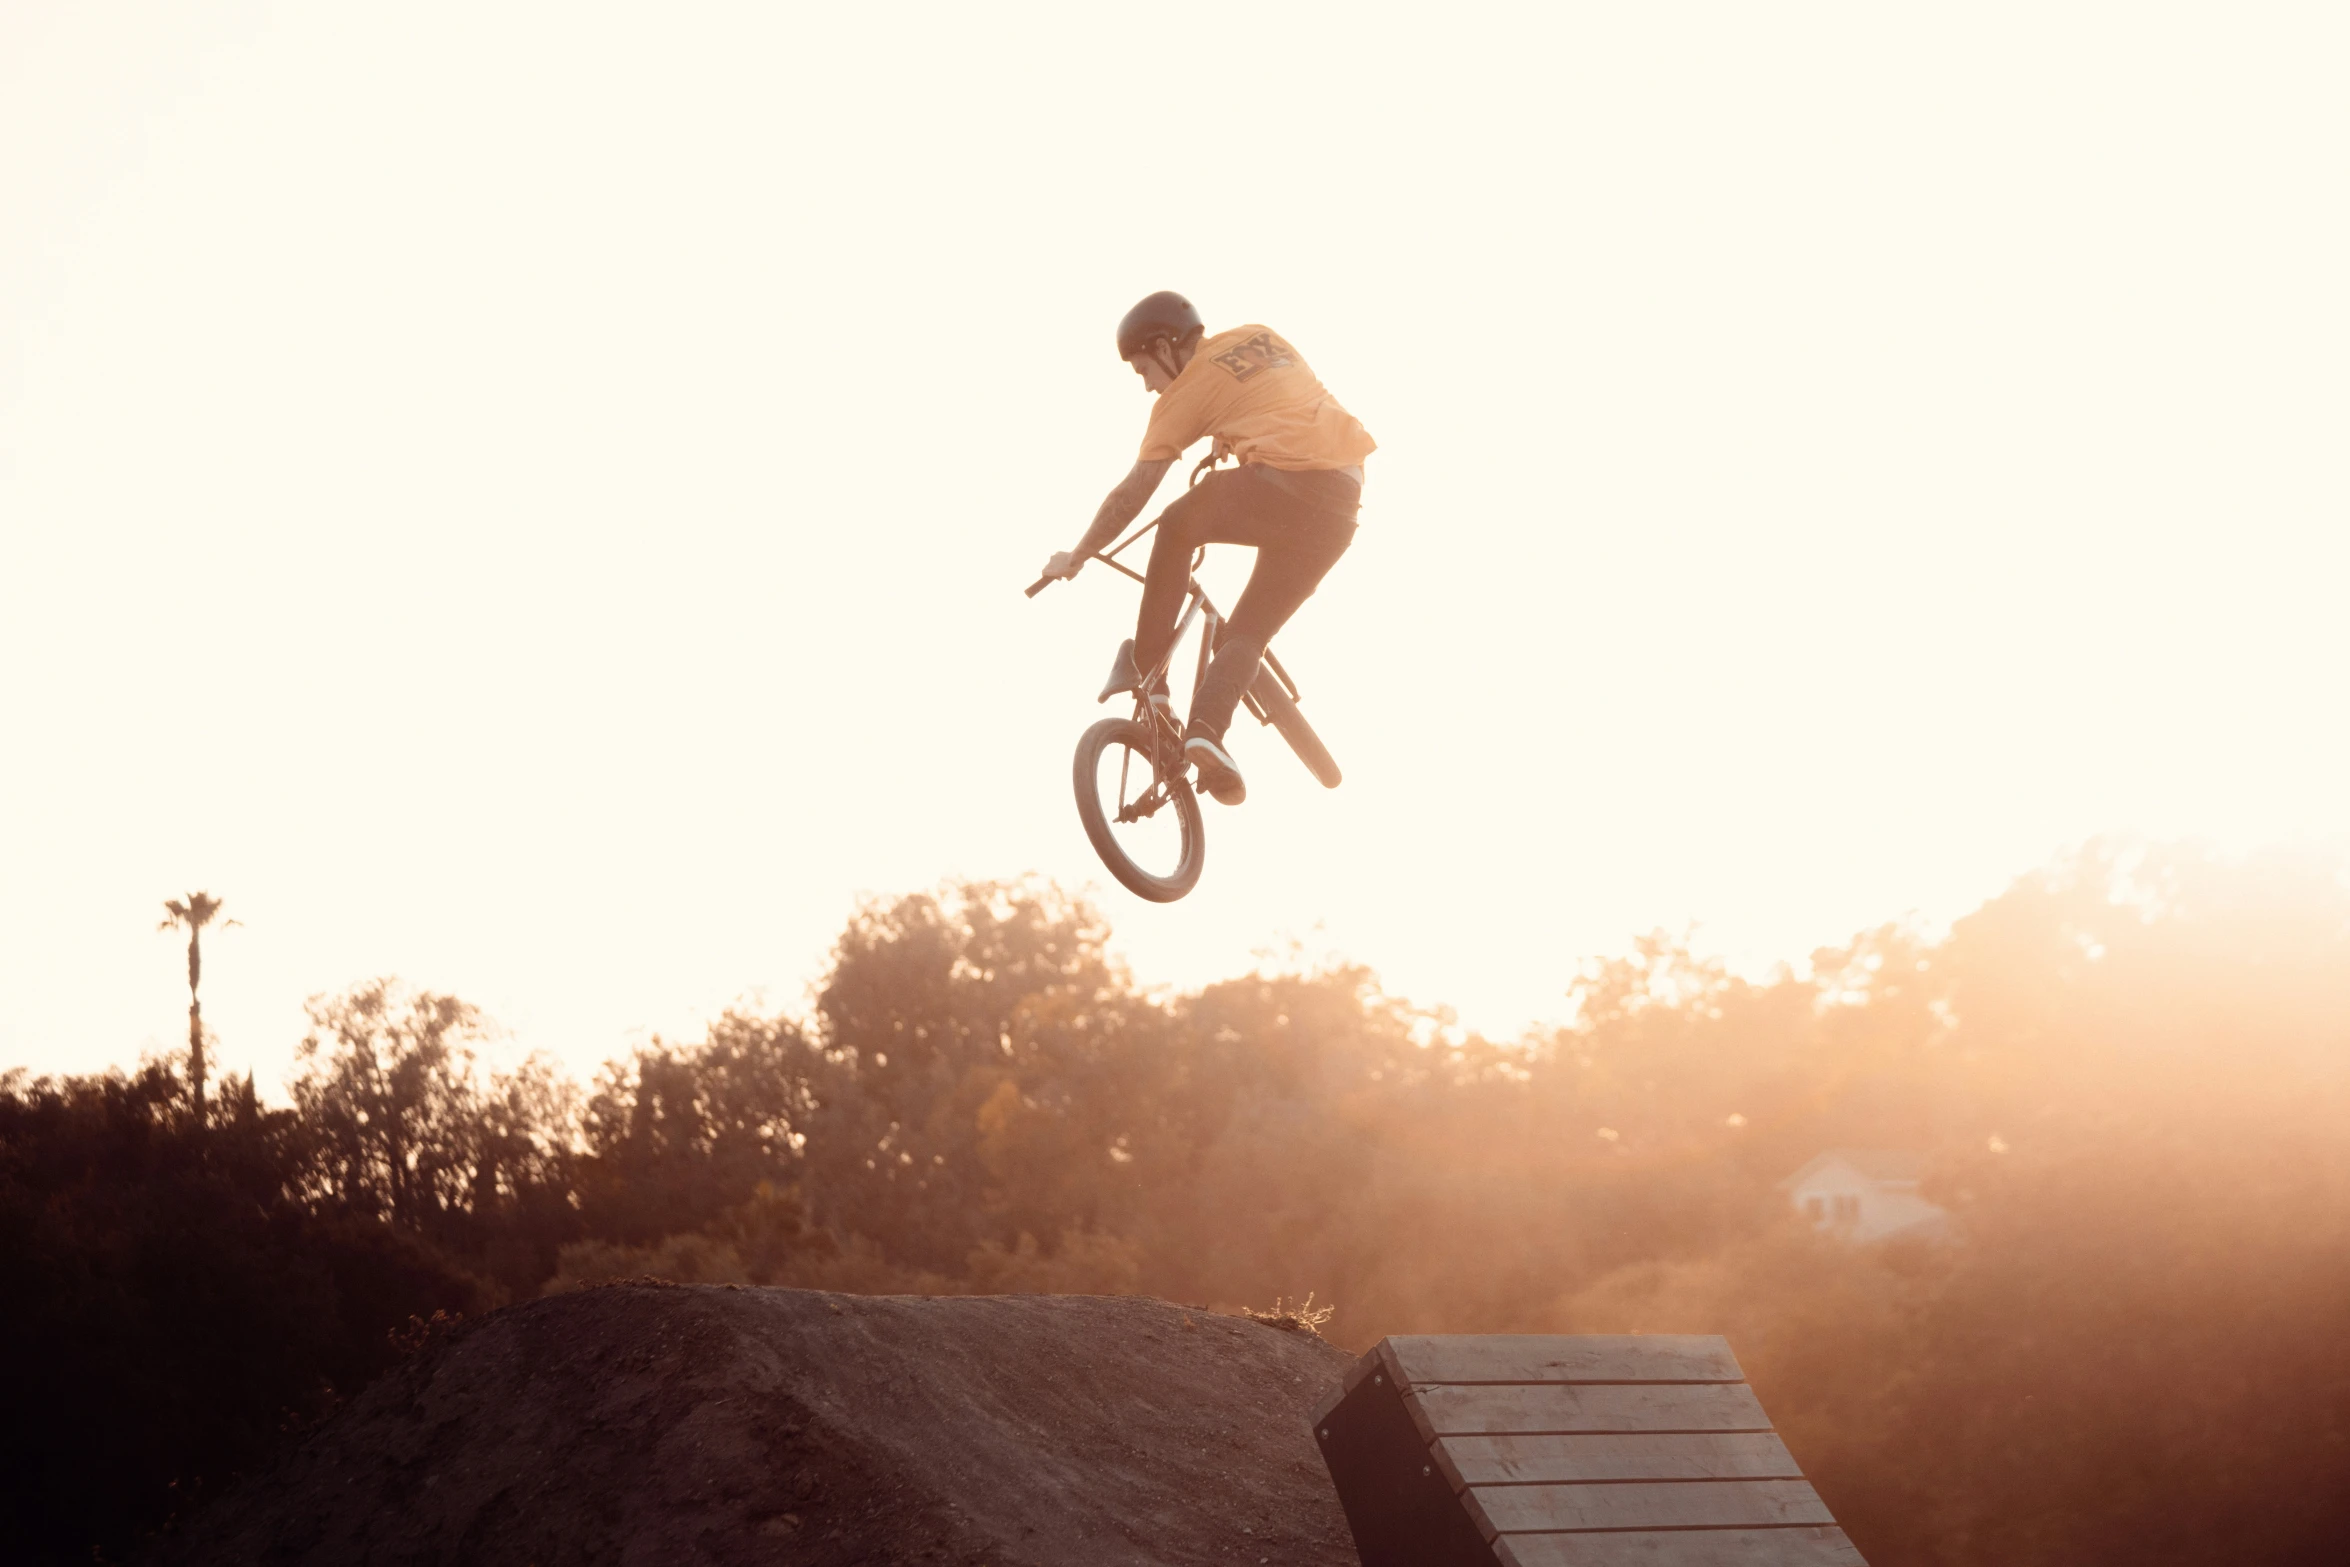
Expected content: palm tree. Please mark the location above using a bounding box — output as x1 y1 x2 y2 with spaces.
159 891 236 1122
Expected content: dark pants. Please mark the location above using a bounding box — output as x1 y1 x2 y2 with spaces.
1134 464 1359 742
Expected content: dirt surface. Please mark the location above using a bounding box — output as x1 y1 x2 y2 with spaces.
162 1284 1362 1567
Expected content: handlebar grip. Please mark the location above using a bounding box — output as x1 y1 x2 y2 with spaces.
1025 575 1055 598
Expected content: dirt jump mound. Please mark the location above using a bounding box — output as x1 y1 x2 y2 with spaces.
166 1284 1360 1567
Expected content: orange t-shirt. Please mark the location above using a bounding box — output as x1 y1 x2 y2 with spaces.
1137 325 1376 472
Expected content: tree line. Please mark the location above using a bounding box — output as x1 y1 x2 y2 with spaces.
4 844 2347 1564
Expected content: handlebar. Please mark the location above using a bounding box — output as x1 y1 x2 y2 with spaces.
1025 575 1056 598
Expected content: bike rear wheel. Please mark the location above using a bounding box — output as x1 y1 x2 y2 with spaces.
1247 666 1342 788
1073 716 1206 902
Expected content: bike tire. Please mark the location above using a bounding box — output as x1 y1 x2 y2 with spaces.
1073 716 1206 902
1247 666 1343 788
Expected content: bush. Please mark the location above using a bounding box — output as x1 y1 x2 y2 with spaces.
0 1066 482 1565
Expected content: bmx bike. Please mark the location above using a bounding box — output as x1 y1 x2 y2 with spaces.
1026 463 1342 903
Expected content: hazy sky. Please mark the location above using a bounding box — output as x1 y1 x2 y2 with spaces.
4 2 2344 1091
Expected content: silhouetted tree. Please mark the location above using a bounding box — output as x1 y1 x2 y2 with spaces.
576 1009 825 1245
287 979 582 1293
157 891 234 1122
291 980 492 1232
799 879 1131 1270
0 1061 479 1565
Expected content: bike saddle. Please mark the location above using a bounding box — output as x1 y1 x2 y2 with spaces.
1098 639 1144 704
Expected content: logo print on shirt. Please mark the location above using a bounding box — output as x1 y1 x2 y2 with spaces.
1210 332 1295 382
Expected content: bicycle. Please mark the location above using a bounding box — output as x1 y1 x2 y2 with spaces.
1026 459 1343 903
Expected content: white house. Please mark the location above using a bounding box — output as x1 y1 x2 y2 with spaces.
1781 1149 1952 1244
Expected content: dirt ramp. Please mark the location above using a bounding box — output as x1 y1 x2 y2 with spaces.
166 1284 1359 1567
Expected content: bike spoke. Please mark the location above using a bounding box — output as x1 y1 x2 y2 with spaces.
1092 735 1189 879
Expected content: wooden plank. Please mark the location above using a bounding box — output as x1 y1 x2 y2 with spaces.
1411 1382 1770 1436
1437 1432 1804 1487
1385 1335 1743 1387
1494 1525 1869 1567
1469 1479 1836 1535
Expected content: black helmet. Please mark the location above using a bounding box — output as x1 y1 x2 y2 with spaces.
1116 291 1204 361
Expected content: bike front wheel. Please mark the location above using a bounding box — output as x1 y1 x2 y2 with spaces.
1073 717 1206 902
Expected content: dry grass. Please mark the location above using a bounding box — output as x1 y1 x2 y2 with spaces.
1240 1293 1336 1336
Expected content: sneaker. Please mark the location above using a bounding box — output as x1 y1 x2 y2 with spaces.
1183 725 1247 806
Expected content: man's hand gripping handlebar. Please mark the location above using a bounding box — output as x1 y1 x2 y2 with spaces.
1027 450 1226 597
1026 551 1084 597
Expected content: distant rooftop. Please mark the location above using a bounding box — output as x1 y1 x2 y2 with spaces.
1782 1148 1928 1186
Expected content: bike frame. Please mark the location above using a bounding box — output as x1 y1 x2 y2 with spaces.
1089 526 1211 821
1088 490 1308 722
1031 456 1318 826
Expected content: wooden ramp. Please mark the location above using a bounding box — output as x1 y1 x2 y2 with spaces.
1309 1335 1867 1567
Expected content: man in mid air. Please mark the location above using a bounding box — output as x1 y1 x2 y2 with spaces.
1039 291 1374 806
